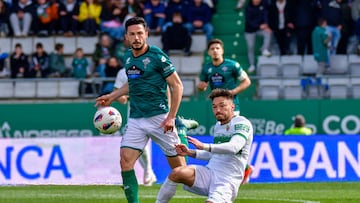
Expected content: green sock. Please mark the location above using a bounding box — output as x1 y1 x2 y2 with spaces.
178 126 188 162
122 170 139 203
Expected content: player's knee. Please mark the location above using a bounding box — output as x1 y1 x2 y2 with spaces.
169 166 187 182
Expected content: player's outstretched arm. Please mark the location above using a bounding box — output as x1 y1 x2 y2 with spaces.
95 83 129 107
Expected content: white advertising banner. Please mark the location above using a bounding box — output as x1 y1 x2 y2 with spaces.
0 137 146 185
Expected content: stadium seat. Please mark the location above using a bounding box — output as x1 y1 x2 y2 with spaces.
328 55 348 74
14 80 36 98
59 80 80 98
0 80 14 98
181 77 197 97
180 55 203 75
348 54 360 76
77 36 98 55
257 55 281 77
302 55 318 76
280 55 302 77
36 80 59 98
0 37 12 53
12 37 33 54
191 34 207 53
169 56 181 72
327 77 350 99
33 37 55 53
147 36 162 48
55 36 76 55
258 79 281 100
282 79 303 100
350 77 360 98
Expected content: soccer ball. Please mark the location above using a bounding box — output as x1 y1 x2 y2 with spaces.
93 106 122 134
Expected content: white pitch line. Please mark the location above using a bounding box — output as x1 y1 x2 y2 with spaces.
0 193 321 203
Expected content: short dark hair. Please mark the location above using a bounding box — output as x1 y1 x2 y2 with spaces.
15 43 22 48
125 17 147 32
55 43 64 51
209 88 234 101
36 42 43 48
207 38 224 50
294 115 306 127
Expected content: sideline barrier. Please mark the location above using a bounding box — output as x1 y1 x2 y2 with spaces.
152 135 360 183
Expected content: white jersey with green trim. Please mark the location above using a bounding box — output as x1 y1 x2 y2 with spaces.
207 115 253 181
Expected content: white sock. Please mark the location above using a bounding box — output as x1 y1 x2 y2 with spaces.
156 177 177 203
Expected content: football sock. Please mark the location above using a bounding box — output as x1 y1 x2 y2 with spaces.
156 177 177 203
122 170 139 203
245 164 249 170
177 125 189 162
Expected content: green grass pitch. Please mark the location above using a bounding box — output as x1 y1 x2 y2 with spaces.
1 182 360 203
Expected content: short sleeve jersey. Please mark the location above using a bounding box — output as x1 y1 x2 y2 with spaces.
208 115 253 178
123 45 176 118
200 59 243 111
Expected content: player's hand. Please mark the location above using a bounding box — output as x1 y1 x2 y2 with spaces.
175 144 189 156
160 116 175 133
187 136 204 150
95 94 113 107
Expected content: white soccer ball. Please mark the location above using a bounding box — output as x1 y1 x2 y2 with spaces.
93 106 122 134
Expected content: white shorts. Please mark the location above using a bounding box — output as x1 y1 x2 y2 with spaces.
121 113 180 156
183 165 239 203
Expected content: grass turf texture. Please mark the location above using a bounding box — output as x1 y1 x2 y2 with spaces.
0 182 359 203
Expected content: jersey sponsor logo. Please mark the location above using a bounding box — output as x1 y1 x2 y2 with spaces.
235 124 250 133
210 73 224 88
127 65 144 79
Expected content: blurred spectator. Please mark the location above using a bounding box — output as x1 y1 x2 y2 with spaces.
312 17 331 76
336 0 353 54
268 0 294 55
49 43 70 77
184 0 213 41
284 114 313 135
244 0 272 73
0 51 9 78
92 33 114 78
353 0 360 52
163 0 189 31
0 0 10 37
78 0 102 36
100 0 125 42
161 12 192 56
29 42 50 78
102 56 122 95
292 0 318 55
320 0 344 55
143 0 166 33
9 0 36 37
72 47 89 79
120 0 144 24
33 0 59 36
10 43 30 78
58 0 80 36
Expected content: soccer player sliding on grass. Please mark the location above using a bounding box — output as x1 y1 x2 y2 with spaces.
156 89 254 203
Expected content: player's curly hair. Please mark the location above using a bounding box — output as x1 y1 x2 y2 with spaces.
209 88 234 101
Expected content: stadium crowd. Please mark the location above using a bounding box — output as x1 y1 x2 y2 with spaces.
0 0 359 84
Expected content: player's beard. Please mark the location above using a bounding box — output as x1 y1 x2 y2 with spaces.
132 41 144 51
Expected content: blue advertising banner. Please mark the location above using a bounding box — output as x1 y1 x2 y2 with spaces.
152 135 360 183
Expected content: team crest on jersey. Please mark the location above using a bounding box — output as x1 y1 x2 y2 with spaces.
161 56 166 62
222 66 228 72
126 57 130 64
142 57 150 69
